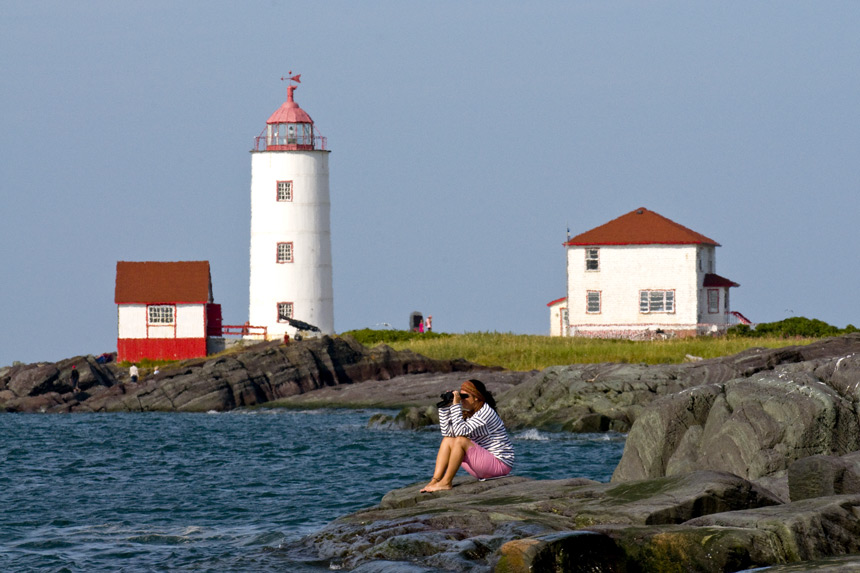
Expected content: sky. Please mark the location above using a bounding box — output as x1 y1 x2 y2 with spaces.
2 1 859 365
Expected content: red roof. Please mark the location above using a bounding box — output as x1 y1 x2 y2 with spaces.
115 261 212 304
703 273 740 288
565 208 720 247
267 85 314 124
546 296 568 307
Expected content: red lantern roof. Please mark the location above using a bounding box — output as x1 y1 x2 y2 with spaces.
267 85 313 125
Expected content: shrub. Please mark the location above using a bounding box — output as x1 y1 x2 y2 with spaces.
342 328 450 346
729 316 854 338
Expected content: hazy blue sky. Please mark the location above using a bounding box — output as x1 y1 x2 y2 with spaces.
2 2 858 365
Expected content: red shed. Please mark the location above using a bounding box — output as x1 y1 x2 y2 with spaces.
115 261 222 362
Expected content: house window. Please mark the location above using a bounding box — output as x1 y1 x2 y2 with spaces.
707 289 719 314
277 302 294 322
277 242 293 263
585 248 599 271
586 291 601 314
277 181 292 202
639 290 675 314
148 304 175 325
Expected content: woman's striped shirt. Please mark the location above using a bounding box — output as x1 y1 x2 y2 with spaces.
438 403 515 467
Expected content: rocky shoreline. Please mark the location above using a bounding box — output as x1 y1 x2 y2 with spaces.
3 333 860 571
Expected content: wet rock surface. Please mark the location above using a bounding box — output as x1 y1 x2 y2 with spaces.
296 470 860 572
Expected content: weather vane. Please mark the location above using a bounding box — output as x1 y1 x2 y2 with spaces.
281 71 301 84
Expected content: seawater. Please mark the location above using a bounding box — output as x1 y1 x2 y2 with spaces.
1 410 625 572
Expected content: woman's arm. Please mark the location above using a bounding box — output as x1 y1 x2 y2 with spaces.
438 404 456 437
448 404 493 437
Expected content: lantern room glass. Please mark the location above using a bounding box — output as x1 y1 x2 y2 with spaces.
267 123 314 147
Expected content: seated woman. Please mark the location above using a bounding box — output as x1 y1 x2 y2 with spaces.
421 379 514 492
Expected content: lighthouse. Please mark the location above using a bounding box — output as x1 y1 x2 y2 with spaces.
248 76 334 339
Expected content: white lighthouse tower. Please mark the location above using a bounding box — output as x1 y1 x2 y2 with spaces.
248 76 334 339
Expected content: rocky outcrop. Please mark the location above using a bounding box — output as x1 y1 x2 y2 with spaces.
611 343 860 494
498 333 860 434
298 470 860 572
0 336 488 413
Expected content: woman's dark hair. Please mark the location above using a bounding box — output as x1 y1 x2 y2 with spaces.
468 379 496 411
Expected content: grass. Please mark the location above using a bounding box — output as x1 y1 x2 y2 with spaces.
376 332 817 371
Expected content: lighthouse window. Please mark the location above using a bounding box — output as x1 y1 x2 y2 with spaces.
277 181 293 202
277 302 294 322
277 242 294 263
148 304 175 325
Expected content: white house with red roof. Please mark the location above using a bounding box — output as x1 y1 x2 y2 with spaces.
548 207 740 338
115 261 222 362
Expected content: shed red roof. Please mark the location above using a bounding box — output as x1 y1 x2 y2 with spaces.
565 208 720 247
115 261 212 304
546 296 568 307
703 273 740 288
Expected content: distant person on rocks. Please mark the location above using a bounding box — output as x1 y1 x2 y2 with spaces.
129 364 139 383
70 365 80 392
421 379 514 492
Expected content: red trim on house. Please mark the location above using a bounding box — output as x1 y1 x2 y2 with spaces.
703 273 740 288
117 338 207 362
206 303 223 336
731 311 752 325
546 296 568 307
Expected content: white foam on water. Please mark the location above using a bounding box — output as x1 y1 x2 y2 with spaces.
516 429 549 441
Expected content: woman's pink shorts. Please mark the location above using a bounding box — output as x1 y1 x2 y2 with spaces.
462 441 512 480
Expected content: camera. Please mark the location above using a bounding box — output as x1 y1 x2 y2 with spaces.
437 391 470 408
437 391 455 408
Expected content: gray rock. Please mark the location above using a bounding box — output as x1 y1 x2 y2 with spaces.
499 334 860 435
303 470 781 571
686 494 860 564
788 451 860 501
0 336 492 413
612 351 860 484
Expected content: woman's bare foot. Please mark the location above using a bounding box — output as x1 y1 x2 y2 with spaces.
420 478 440 493
421 480 453 492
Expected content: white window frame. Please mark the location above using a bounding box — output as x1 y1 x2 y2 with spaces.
707 289 720 314
276 242 294 263
277 302 294 322
277 180 293 202
586 291 601 314
585 248 599 271
147 304 175 325
639 290 675 314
